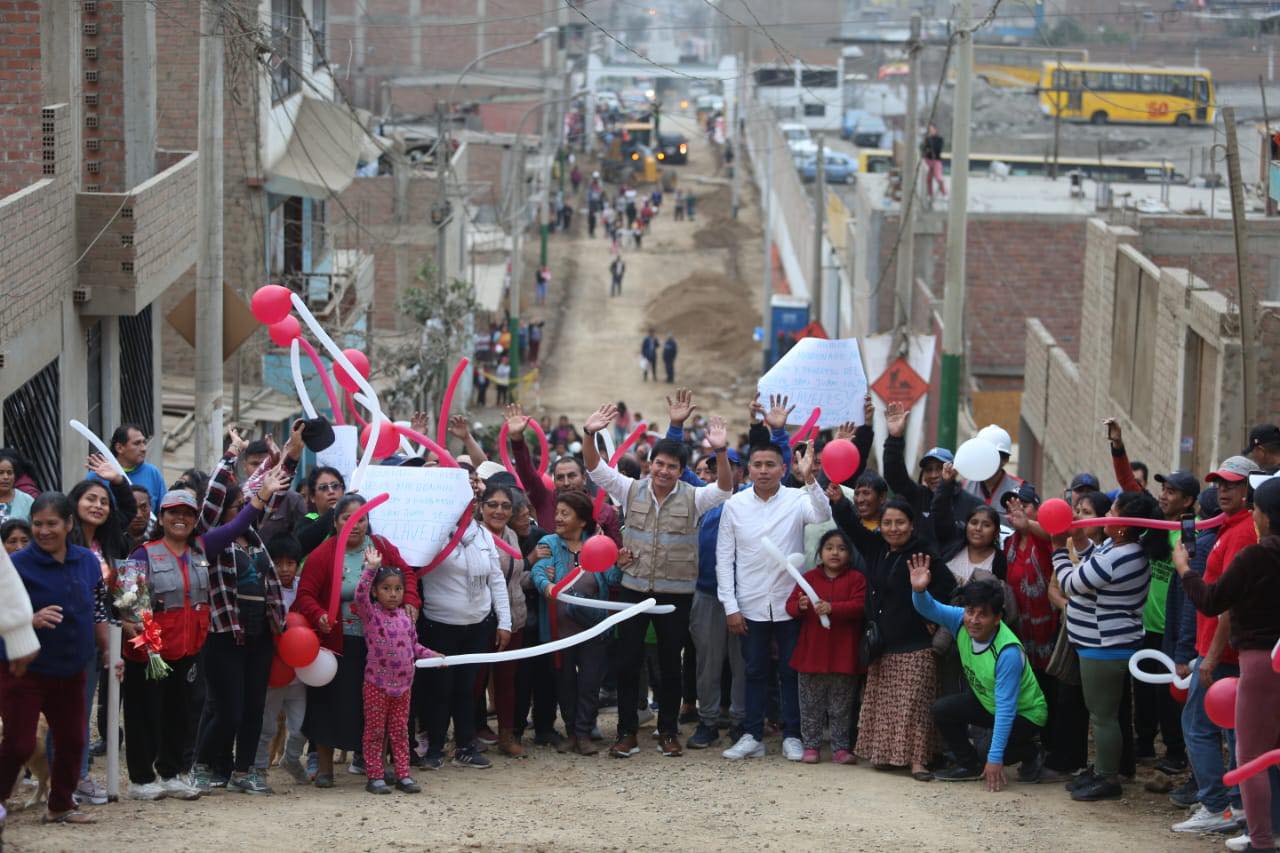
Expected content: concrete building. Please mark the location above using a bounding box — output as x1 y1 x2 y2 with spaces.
1019 217 1280 494
0 0 197 489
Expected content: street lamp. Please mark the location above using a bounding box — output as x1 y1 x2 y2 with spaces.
506 89 588 399
445 26 558 113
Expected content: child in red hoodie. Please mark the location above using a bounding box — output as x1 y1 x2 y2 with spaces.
786 529 867 764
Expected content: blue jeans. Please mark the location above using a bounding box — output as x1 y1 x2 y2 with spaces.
1182 657 1241 812
741 619 800 741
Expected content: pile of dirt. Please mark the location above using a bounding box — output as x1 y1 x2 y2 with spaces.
692 216 754 249
644 271 759 368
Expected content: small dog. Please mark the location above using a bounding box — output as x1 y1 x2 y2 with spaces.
267 711 287 767
0 716 50 810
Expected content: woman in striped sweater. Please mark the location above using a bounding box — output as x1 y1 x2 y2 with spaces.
1050 490 1166 802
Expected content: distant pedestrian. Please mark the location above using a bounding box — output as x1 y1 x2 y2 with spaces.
496 356 511 405
610 256 626 297
685 191 696 220
528 322 543 365
923 124 946 199
641 331 659 382
474 369 490 407
673 189 685 221
570 165 582 193
625 198 637 228
662 334 678 383
587 207 597 238
631 223 643 250
561 202 573 232
535 267 549 305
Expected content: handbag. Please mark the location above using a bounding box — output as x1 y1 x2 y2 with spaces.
858 580 884 668
1045 620 1080 686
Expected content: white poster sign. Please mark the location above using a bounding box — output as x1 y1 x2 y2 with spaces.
316 424 358 481
756 337 868 428
359 465 474 567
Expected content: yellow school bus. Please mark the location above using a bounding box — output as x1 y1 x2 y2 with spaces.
1037 61 1215 126
957 45 1088 89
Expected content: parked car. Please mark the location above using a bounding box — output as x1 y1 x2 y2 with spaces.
799 152 857 184
841 109 869 140
851 115 887 148
656 132 689 164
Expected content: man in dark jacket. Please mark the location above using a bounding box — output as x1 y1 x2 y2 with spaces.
882 401 980 547
641 331 659 382
662 335 678 384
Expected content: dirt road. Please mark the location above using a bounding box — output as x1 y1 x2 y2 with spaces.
532 112 764 430
5 706 1223 852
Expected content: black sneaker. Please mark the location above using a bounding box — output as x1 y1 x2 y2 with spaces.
89 739 107 757
597 690 618 709
1156 755 1189 775
933 764 984 782
420 754 444 771
396 777 421 794
686 724 721 750
1071 777 1123 801
534 731 565 748
1065 768 1098 792
1168 777 1199 808
365 779 392 795
1016 747 1045 784
452 748 491 769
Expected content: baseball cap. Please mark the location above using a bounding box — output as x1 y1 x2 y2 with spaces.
476 460 507 481
1154 470 1200 498
1243 423 1280 455
1197 486 1220 519
1069 472 1100 492
160 490 199 512
1000 483 1040 508
1205 455 1262 483
726 448 743 466
920 447 954 467
379 454 425 468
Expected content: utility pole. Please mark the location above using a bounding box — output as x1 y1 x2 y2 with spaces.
195 0 224 468
762 136 774 372
812 132 826 330
1222 106 1258 432
508 151 525 397
893 13 921 332
732 27 749 219
1261 76 1275 216
1051 57 1063 180
938 0 974 451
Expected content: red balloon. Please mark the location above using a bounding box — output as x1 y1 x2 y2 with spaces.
820 438 861 483
268 654 295 688
1205 676 1239 729
284 611 309 631
361 420 401 458
1037 498 1075 536
1169 683 1188 704
277 626 320 668
334 349 370 393
268 316 301 347
251 284 294 326
580 534 619 573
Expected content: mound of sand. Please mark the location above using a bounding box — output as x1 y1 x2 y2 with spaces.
692 217 754 249
644 271 760 367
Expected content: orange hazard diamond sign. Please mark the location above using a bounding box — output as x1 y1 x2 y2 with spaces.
870 357 928 411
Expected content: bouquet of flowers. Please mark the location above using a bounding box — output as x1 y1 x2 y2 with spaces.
113 559 172 680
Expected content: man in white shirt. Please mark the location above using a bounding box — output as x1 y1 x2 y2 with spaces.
716 442 829 761
583 402 732 758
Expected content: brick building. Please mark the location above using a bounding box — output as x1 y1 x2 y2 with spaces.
1020 217 1280 494
0 0 196 489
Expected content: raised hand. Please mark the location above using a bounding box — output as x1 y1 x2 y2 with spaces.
765 394 794 431
257 466 291 500
448 415 471 441
705 415 728 450
834 421 857 443
885 401 908 438
941 461 957 483
748 392 765 423
283 419 305 460
226 427 248 458
583 403 617 435
793 442 816 483
863 394 875 427
86 454 121 484
410 411 431 436
363 544 382 570
666 388 698 427
908 553 931 592
1103 417 1122 448
504 404 532 436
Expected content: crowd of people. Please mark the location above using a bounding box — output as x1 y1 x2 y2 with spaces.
0 392 1278 852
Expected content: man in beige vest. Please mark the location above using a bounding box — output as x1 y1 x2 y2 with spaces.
583 401 733 758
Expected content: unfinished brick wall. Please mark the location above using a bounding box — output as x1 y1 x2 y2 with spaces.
82 0 125 192
0 0 44 199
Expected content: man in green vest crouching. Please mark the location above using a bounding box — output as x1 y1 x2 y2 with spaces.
908 554 1047 791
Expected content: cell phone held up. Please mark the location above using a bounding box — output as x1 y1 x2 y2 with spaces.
1180 516 1197 560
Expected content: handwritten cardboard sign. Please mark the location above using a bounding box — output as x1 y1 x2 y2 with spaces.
757 337 868 428
316 424 358 482
359 465 474 567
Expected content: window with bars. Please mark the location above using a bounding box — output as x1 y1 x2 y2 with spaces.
3 359 61 493
271 0 302 101
119 307 154 433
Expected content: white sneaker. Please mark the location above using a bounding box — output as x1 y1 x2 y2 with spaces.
159 776 201 801
127 781 166 801
722 733 765 760
1225 831 1251 852
1172 805 1238 834
782 737 804 761
74 776 108 805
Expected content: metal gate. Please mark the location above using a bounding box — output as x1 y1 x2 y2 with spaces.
119 306 154 433
3 359 61 493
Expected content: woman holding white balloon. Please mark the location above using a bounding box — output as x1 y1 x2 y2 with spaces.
293 494 422 787
121 471 289 803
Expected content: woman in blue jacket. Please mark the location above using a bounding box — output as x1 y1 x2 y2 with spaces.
530 491 619 756
0 492 107 826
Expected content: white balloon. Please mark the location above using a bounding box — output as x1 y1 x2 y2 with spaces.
1128 648 1192 690
954 438 1001 482
787 553 806 570
761 537 829 629
296 647 338 687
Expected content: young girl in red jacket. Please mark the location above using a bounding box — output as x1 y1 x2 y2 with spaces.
786 529 867 765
